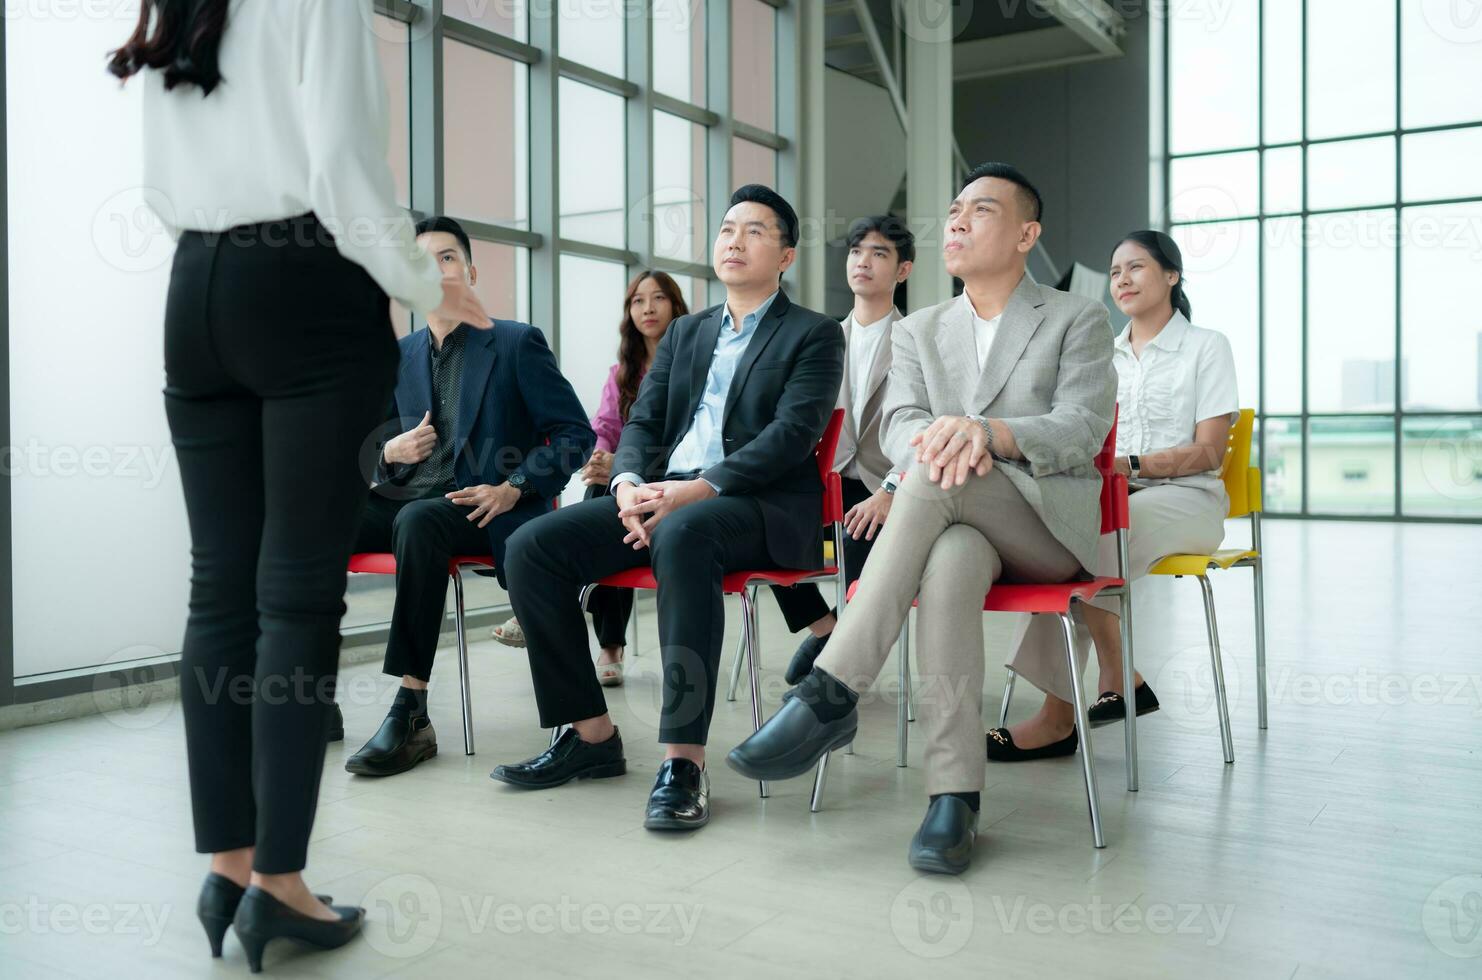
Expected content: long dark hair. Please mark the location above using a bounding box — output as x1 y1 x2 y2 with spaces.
1112 230 1192 320
108 0 231 95
617 272 689 422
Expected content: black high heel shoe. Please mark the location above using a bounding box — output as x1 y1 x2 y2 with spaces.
232 885 365 974
196 873 335 959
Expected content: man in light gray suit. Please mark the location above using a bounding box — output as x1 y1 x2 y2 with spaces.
769 216 915 685
727 163 1116 875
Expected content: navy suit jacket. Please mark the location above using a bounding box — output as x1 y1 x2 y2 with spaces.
378 320 595 577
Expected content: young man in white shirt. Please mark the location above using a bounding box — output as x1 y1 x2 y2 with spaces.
769 216 915 684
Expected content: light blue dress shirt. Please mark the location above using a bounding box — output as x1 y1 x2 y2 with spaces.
612 290 779 493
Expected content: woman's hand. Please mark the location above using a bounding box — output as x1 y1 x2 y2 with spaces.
431 279 491 328
581 449 614 486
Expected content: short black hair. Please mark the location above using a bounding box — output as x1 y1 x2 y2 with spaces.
414 215 473 263
846 214 915 264
728 184 799 249
960 162 1043 224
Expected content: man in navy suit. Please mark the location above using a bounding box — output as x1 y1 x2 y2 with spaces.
344 217 594 776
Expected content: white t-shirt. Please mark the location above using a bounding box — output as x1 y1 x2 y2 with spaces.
1113 311 1240 493
960 291 1001 372
846 310 892 425
141 0 445 314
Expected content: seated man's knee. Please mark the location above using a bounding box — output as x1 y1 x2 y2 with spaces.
390 500 443 547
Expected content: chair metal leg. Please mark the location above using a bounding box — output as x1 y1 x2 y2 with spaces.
1119 587 1139 792
1251 560 1267 730
998 671 1017 729
549 725 563 747
739 587 768 798
726 599 747 702
450 569 475 756
1197 576 1236 764
1060 609 1104 848
809 750 829 812
897 619 909 767
630 590 640 658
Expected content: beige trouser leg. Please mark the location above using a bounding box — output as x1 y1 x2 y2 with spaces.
1006 483 1229 702
815 461 1082 793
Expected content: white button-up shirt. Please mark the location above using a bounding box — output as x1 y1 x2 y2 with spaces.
1113 311 1240 493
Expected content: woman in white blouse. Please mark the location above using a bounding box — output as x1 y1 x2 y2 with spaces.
111 0 487 968
987 230 1238 762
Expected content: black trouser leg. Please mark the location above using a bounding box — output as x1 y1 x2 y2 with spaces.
768 475 875 633
646 498 773 745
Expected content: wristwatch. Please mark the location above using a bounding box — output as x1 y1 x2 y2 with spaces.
881 472 901 495
1127 454 1142 479
507 471 535 497
965 415 996 455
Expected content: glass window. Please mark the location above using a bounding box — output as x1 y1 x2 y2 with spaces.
1401 202 1482 412
731 137 776 191
471 240 531 324
1262 146 1302 215
1262 0 1302 145
1262 418 1303 513
653 111 708 264
559 79 627 247
1306 0 1396 140
1401 2 1482 129
1307 416 1395 515
1306 210 1398 412
1262 218 1304 414
654 0 707 106
668 275 709 317
444 0 527 40
375 15 412 208
731 0 776 131
1169 152 1259 222
1170 221 1258 416
558 0 624 76
1402 416 1482 518
1402 127 1482 203
1306 137 1395 212
1168 0 1257 154
559 254 630 445
444 41 530 229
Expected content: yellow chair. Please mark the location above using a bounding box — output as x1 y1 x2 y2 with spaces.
1147 408 1268 766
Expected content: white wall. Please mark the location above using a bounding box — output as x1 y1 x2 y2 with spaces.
7 5 191 678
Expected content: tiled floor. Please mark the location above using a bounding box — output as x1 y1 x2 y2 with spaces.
2 520 1480 978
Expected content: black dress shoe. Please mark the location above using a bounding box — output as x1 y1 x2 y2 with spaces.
908 796 979 875
325 703 344 743
784 632 829 685
644 758 710 831
1087 682 1160 727
232 886 365 974
344 713 437 776
197 874 334 958
489 727 626 789
726 695 857 781
985 726 1077 762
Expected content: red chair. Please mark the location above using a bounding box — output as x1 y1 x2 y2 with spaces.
816 412 1131 848
584 408 848 799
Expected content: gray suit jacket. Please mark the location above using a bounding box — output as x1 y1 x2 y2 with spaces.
834 306 904 491
880 275 1116 572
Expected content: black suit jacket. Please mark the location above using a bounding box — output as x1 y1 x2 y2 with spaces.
612 290 845 571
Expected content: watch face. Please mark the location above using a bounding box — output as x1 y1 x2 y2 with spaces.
509 472 526 488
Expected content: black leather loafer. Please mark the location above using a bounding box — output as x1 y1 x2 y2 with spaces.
232 886 365 974
726 696 857 781
784 632 829 685
325 703 344 743
908 796 979 875
643 758 710 831
1088 682 1160 727
490 727 626 789
344 714 437 776
985 726 1077 762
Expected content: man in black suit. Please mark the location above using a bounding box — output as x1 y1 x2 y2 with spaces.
492 185 845 832
343 216 594 777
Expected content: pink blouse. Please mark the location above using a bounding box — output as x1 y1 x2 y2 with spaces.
591 363 641 453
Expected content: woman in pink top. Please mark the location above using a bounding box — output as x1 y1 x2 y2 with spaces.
495 271 688 687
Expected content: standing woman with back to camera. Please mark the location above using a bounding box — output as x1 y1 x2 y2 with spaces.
110 0 488 971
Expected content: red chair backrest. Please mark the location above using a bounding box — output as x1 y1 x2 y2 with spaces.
1097 407 1129 535
816 408 845 526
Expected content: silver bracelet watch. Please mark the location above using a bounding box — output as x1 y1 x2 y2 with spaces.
965 415 996 455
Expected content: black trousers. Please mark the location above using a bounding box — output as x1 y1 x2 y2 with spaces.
581 483 633 648
353 492 495 681
769 475 875 632
165 214 399 873
504 492 773 745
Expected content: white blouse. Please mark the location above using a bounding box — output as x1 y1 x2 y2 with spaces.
142 0 444 314
1113 311 1240 493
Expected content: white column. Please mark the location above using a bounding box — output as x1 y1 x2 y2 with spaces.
904 0 956 308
